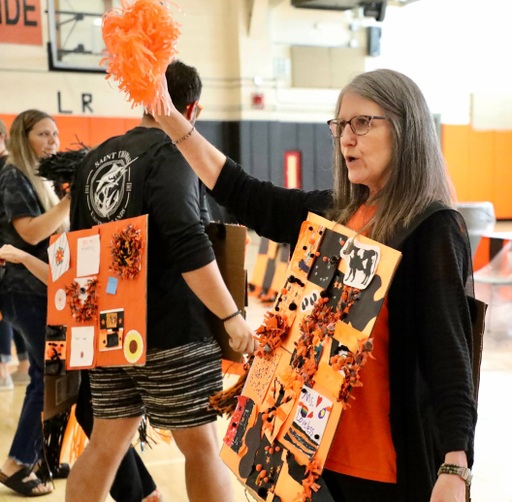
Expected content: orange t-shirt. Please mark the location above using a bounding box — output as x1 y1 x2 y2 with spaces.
324 205 397 483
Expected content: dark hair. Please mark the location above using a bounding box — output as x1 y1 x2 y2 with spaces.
165 60 202 113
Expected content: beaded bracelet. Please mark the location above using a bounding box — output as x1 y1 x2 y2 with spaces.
172 125 195 146
221 309 242 323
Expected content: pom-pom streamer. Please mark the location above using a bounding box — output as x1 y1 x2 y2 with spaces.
37 144 89 198
101 0 181 113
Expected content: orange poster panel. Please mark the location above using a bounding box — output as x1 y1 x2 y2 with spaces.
0 0 43 45
47 215 148 370
220 213 402 502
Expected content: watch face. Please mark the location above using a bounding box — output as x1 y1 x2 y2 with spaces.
461 467 472 483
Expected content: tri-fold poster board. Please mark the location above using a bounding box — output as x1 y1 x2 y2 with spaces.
220 212 402 502
46 214 148 371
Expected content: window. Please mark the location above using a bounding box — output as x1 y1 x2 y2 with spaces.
47 0 117 72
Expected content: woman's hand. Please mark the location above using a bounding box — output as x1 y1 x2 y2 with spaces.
151 76 179 117
0 244 49 285
0 244 30 266
430 474 467 502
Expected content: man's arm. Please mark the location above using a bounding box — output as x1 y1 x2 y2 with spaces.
182 260 258 354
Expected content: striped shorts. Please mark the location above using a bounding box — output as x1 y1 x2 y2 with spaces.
88 338 222 429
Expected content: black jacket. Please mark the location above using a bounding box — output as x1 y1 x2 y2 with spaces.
211 157 477 501
71 126 215 349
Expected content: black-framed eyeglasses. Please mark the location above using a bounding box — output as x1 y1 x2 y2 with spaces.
327 115 387 138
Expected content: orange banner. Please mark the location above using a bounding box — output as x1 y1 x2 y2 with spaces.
0 0 42 45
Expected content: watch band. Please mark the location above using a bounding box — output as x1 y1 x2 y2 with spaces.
437 463 472 486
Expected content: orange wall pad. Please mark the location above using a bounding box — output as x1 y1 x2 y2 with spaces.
443 124 512 219
0 114 140 151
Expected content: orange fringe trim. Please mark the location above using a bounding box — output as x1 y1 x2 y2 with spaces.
289 298 339 388
254 312 289 358
209 357 254 417
101 0 181 113
296 459 323 502
332 337 375 409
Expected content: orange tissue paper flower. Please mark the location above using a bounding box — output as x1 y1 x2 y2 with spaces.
101 0 181 113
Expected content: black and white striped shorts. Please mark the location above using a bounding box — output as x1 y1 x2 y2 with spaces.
89 338 222 429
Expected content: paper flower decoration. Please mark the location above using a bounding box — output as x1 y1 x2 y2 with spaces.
110 224 144 279
101 0 181 113
66 277 99 323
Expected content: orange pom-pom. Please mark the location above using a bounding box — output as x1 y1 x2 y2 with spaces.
101 0 181 113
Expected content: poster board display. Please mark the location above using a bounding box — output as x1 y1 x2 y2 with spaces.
220 213 402 502
46 215 148 370
206 223 248 363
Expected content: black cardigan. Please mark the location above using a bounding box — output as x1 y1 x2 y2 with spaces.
211 158 477 501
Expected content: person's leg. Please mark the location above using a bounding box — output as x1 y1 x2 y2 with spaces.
74 370 157 502
136 341 229 501
0 295 50 495
133 450 158 500
172 422 234 502
12 329 30 381
0 320 13 389
0 320 13 360
65 416 141 502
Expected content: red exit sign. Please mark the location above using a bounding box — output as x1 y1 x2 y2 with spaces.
0 0 42 45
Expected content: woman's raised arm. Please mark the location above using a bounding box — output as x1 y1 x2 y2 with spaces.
155 97 226 190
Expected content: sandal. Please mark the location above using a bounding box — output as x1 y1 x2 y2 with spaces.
0 467 53 497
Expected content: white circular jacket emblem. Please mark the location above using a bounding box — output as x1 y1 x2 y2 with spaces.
86 151 136 224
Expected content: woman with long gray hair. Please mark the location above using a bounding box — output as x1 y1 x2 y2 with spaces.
155 68 476 502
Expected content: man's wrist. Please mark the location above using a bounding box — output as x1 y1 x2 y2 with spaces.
221 309 242 323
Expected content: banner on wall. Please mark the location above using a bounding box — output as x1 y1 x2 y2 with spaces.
46 215 148 371
0 0 43 45
220 212 402 502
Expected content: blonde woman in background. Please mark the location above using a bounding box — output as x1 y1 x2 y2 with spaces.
0 110 70 496
0 118 30 391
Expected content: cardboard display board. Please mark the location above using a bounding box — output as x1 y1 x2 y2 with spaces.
46 215 148 370
220 213 402 502
206 223 248 363
44 368 81 421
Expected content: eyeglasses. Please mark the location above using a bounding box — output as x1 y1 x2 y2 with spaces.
327 115 387 138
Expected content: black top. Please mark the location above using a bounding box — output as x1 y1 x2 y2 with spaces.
70 126 215 350
211 157 477 501
0 163 49 297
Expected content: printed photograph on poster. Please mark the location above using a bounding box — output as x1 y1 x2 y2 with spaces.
99 308 124 351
